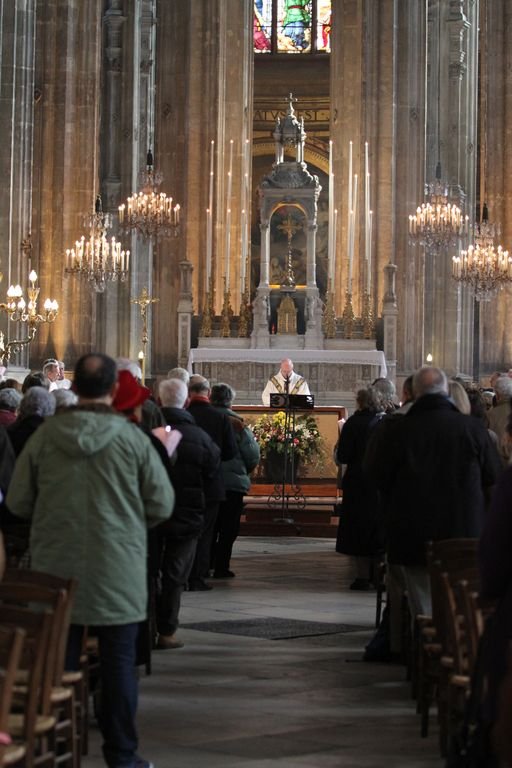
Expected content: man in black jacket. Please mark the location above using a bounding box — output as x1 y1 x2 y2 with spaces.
368 366 500 619
156 378 221 647
186 375 238 590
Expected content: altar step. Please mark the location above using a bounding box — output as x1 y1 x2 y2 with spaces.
241 483 339 537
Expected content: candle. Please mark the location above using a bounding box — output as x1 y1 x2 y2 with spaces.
207 140 214 286
331 208 337 285
349 173 358 293
328 139 334 287
367 210 373 293
206 208 212 283
347 141 353 290
241 208 247 294
225 139 233 290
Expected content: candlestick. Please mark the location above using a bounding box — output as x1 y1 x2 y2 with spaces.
367 210 373 294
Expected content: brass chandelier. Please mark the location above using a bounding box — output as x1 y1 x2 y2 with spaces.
0 269 59 364
408 165 469 251
118 151 180 240
65 196 130 293
452 206 512 301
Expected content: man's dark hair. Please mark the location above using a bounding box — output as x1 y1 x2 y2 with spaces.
210 383 235 407
74 353 117 399
22 372 50 394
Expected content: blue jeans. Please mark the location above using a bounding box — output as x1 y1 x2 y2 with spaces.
66 622 140 767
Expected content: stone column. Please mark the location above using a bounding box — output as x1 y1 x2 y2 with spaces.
177 260 194 366
0 0 37 368
479 0 512 372
32 0 103 365
382 263 398 384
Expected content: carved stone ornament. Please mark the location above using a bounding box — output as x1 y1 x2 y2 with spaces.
261 163 319 189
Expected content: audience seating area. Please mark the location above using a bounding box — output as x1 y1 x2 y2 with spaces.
0 570 87 768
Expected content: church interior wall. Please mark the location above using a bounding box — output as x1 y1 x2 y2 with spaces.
3 1 512 383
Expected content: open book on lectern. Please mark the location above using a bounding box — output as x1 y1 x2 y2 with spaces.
269 394 315 409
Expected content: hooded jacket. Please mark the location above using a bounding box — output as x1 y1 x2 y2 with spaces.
6 407 174 625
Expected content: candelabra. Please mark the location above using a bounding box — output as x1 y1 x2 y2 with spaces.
199 274 215 337
131 286 159 384
65 195 129 292
362 291 374 338
452 206 512 301
220 280 233 338
119 150 180 240
408 166 469 251
0 270 59 365
322 282 336 339
341 291 354 338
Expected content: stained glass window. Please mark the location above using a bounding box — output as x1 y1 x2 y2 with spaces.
254 0 331 55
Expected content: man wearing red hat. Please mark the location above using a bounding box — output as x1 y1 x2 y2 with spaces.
7 353 174 768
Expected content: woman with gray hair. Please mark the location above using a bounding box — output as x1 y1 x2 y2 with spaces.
0 388 22 427
7 386 56 456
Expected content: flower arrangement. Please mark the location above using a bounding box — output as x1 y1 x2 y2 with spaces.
249 411 323 465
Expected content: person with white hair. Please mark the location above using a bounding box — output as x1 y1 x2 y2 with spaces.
0 388 22 427
488 375 512 464
55 361 72 390
166 367 190 385
8 386 55 456
261 358 310 407
367 366 500 620
42 359 60 392
156 378 220 647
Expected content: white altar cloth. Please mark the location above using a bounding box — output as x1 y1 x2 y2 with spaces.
188 347 387 377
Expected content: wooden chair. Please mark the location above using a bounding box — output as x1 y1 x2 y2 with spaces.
415 538 479 748
1 573 81 767
0 605 54 767
0 626 26 767
0 582 76 768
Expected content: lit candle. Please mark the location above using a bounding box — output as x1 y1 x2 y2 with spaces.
226 208 231 290
330 208 338 284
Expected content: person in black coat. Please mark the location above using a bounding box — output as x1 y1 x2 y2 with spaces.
369 366 500 619
186 375 237 590
156 378 221 647
335 386 385 590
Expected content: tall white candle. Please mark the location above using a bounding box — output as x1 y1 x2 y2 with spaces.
206 208 212 282
347 141 353 290
349 173 358 293
225 139 233 290
225 208 231 289
330 208 338 284
207 139 214 285
241 208 247 294
367 210 373 293
328 140 334 287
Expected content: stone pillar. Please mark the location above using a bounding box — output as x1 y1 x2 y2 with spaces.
32 0 103 365
479 0 512 372
0 0 37 367
382 263 398 384
177 259 194 366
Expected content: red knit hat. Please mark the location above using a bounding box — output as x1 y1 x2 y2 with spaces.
113 370 151 412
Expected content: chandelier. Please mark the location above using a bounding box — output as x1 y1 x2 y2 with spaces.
118 150 180 240
452 206 512 301
0 270 59 364
408 164 469 251
65 196 129 293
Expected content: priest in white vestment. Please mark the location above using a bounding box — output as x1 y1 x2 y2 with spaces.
261 358 310 406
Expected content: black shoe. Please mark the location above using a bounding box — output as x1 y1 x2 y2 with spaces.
213 570 235 579
188 580 212 592
349 578 371 591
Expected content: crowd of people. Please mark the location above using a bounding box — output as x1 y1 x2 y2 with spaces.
1 355 512 766
334 366 512 764
0 354 260 768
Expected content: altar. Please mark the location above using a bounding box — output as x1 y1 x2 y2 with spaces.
188 345 386 407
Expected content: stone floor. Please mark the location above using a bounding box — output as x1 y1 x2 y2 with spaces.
83 538 442 767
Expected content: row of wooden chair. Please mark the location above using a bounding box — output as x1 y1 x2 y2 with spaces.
0 570 88 768
413 538 494 758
